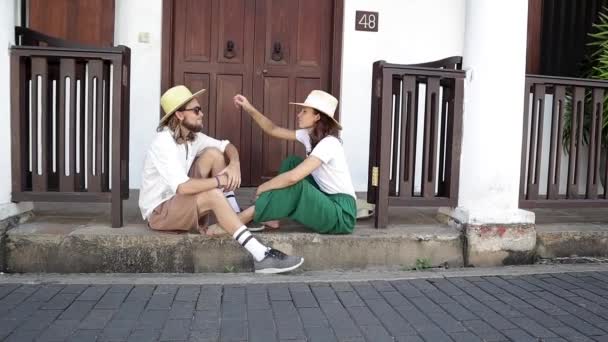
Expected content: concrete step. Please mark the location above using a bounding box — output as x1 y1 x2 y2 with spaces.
536 223 608 258
3 220 463 273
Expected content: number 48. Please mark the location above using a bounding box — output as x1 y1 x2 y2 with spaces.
358 13 376 29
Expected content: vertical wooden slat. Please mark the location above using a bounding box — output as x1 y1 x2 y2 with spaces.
87 60 104 192
399 75 416 198
10 54 27 193
102 62 111 191
58 58 76 191
526 84 545 200
389 76 400 196
31 57 48 191
437 83 450 196
448 78 464 206
422 77 440 198
567 86 585 197
111 56 125 228
375 68 393 228
75 62 87 190
587 88 604 198
121 50 131 199
520 81 532 200
547 85 566 199
367 61 381 205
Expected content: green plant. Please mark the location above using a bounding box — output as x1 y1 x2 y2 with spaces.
563 7 608 151
223 265 236 273
415 258 432 271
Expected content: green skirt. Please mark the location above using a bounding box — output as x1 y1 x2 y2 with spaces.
253 156 356 234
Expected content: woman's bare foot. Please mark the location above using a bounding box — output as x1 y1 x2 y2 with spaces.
263 220 280 229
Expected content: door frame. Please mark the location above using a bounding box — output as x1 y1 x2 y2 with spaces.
160 0 344 118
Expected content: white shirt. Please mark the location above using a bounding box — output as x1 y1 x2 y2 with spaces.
139 129 229 220
296 129 356 199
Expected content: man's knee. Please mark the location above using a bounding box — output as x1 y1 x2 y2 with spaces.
195 188 224 208
198 147 223 163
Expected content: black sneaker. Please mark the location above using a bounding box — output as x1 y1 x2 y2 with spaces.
254 248 304 274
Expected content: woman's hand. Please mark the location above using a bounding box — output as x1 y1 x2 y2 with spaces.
233 94 253 113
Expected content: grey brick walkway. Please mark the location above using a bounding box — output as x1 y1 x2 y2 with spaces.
4 272 608 341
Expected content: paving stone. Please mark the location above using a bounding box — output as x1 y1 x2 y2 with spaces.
101 319 137 341
67 329 102 342
268 284 292 301
330 282 354 292
79 309 116 330
510 316 559 338
0 284 21 300
77 286 110 301
500 329 538 342
42 293 79 310
305 325 338 342
359 325 393 342
36 319 80 342
160 319 191 341
462 320 506 341
124 285 155 302
298 307 329 328
272 300 306 340
449 331 484 342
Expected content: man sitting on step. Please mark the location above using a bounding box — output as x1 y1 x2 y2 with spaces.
138 85 304 274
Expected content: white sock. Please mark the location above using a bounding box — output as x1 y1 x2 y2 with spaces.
233 226 268 261
225 191 241 213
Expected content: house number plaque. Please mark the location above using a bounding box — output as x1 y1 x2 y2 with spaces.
355 11 378 32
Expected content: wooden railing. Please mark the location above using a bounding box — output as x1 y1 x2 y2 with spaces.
367 58 465 228
520 75 608 208
10 27 131 227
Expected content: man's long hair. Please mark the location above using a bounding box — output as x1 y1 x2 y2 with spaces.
157 107 196 144
309 110 341 150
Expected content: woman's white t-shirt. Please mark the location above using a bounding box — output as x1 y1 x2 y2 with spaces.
296 129 356 199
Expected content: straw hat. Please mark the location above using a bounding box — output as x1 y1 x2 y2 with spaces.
290 90 341 129
159 85 206 125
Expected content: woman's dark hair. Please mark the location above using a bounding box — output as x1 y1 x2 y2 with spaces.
309 109 341 150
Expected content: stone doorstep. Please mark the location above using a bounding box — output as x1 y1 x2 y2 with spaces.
3 222 464 273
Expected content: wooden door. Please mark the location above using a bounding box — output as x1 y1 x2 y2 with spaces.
28 0 115 47
163 0 340 186
251 0 333 183
171 0 256 185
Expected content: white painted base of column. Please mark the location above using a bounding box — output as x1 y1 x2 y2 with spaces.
438 207 535 226
0 202 33 222
439 207 537 267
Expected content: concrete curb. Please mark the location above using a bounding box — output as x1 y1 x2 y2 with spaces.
4 225 463 273
1 264 607 285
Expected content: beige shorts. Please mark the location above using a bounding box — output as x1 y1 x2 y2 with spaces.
147 157 209 232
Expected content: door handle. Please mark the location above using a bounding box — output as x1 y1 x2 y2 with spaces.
224 40 236 59
271 41 282 61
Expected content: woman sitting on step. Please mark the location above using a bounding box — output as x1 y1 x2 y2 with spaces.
233 90 356 234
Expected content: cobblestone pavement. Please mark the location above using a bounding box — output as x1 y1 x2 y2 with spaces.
4 272 608 341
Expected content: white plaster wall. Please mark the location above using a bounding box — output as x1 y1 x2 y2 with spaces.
0 0 33 220
456 0 532 224
114 0 163 189
341 0 465 191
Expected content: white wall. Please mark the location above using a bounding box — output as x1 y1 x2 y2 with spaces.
340 0 465 191
0 0 32 220
114 0 163 189
455 0 532 224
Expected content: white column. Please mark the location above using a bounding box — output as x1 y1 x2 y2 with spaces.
448 0 534 225
0 0 32 221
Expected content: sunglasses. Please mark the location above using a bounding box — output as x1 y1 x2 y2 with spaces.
182 106 203 116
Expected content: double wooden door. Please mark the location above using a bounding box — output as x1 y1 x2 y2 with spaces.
164 0 338 185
